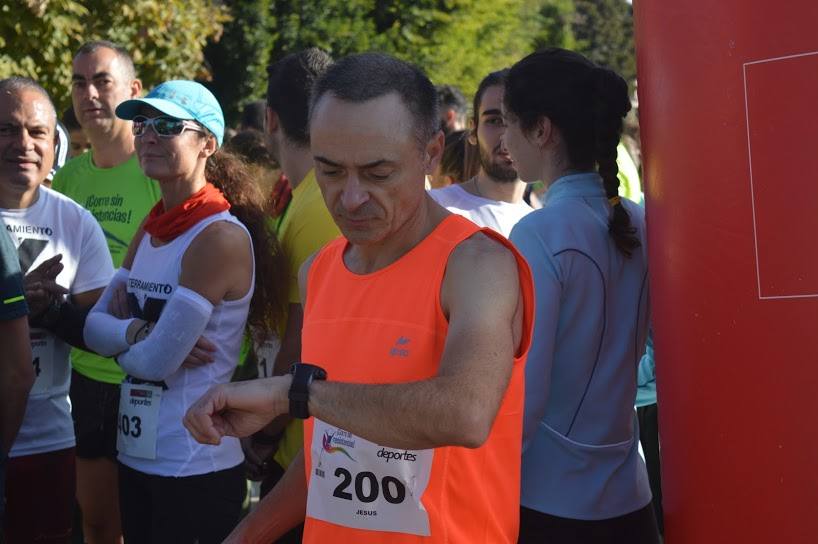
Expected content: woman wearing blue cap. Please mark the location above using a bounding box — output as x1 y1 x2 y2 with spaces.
83 80 287 543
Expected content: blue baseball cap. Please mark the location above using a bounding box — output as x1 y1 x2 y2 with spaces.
116 80 225 146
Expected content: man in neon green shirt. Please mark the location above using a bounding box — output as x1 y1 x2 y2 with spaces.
51 40 160 544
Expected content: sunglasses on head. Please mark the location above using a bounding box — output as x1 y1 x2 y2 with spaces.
131 115 206 138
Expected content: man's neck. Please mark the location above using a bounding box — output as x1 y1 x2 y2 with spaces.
88 126 136 169
345 195 448 275
0 184 39 210
467 170 527 204
279 143 314 190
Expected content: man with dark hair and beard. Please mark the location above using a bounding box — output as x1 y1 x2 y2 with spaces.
430 70 531 237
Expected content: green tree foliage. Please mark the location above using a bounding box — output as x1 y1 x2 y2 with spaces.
572 0 635 83
531 0 577 52
203 0 273 124
270 0 540 98
206 0 572 120
0 0 228 110
2 0 635 124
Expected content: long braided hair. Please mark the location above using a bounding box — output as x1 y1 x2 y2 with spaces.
504 48 640 256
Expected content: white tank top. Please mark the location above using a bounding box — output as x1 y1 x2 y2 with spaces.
120 211 253 477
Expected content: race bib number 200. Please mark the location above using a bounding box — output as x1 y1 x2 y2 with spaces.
306 419 434 536
117 381 162 460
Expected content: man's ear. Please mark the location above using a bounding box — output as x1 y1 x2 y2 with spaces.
467 121 478 147
265 107 279 136
425 130 445 175
130 79 143 99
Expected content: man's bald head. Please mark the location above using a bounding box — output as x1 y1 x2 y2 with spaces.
74 40 137 81
0 77 57 124
0 77 58 193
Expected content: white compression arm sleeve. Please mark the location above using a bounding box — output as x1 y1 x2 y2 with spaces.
116 286 213 382
84 267 134 356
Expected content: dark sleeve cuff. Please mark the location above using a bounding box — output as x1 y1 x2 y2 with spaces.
0 296 29 321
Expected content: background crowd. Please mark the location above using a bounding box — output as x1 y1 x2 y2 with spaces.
0 1 662 543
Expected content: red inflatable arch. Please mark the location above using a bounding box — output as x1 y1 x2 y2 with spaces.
634 2 818 542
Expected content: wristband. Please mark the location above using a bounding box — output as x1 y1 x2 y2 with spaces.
30 296 64 329
252 430 281 446
288 363 327 419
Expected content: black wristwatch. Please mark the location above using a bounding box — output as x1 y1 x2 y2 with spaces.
288 363 327 419
30 296 64 330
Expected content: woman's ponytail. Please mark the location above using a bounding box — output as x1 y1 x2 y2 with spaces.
591 67 640 258
206 150 288 342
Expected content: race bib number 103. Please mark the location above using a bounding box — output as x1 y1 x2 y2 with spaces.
117 381 162 460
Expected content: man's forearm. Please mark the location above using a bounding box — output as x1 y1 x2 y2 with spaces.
308 374 503 450
272 303 302 376
226 450 307 543
0 317 34 453
37 300 91 351
262 304 302 437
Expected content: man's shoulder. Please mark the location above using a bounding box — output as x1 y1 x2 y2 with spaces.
54 153 154 190
449 230 518 276
295 175 330 215
284 182 340 247
52 152 91 189
40 186 100 227
40 185 84 209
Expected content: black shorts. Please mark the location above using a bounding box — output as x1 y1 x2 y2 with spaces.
519 503 660 544
70 370 120 459
119 462 245 544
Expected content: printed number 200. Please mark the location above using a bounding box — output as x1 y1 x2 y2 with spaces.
332 468 406 504
120 415 142 438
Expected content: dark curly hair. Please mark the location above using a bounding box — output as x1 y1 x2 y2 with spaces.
204 150 288 342
504 48 639 257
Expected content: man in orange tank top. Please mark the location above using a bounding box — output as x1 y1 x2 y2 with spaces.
185 53 535 543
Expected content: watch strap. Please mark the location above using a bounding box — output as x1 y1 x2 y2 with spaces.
288 363 327 419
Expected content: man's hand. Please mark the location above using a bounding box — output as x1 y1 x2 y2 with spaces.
108 283 130 319
241 436 279 481
24 254 68 317
181 336 217 368
183 376 291 445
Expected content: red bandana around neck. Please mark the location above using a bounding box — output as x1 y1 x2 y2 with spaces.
143 182 231 242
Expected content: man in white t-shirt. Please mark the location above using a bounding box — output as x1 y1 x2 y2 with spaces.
430 69 531 237
0 77 113 542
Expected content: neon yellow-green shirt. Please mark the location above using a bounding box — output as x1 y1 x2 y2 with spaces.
273 170 340 469
617 143 642 203
277 170 340 304
52 152 161 384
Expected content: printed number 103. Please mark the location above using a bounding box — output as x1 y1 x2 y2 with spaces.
120 415 142 438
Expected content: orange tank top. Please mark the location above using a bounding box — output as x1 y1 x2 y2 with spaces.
301 214 534 543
